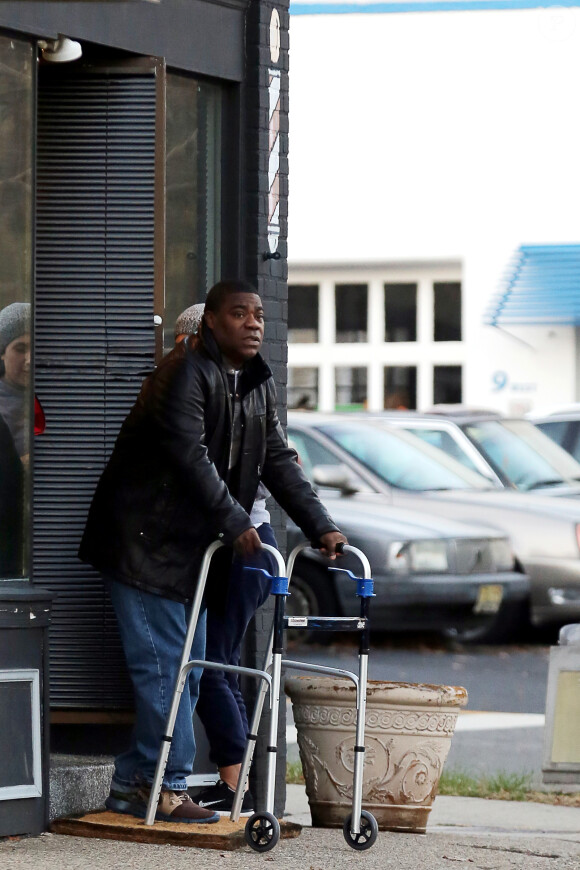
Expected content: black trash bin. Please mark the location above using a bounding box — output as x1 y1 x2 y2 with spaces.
0 584 53 836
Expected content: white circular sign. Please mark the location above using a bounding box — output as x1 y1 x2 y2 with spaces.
270 9 281 64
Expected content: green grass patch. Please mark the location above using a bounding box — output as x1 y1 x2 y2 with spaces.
286 760 580 806
286 760 305 784
438 768 533 801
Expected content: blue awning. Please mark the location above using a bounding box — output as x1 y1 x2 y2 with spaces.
290 0 580 13
484 244 580 327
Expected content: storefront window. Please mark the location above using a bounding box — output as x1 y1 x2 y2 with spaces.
434 365 462 404
335 366 367 410
288 285 319 343
434 282 462 341
384 283 417 342
0 36 34 580
164 72 222 352
384 366 417 409
335 284 367 343
288 367 318 409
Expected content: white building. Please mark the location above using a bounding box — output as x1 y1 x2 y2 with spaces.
287 5 580 414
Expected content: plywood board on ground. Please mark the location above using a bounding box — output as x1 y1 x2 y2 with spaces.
50 810 301 850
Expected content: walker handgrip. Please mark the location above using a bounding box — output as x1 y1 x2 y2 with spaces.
329 567 375 599
310 539 346 555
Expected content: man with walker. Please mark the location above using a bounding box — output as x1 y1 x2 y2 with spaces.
79 280 346 824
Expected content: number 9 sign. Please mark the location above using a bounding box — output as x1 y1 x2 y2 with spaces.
491 371 508 392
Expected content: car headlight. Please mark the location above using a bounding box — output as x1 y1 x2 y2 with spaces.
488 538 514 572
387 540 449 573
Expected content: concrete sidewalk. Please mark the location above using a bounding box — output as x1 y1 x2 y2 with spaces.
2 785 580 870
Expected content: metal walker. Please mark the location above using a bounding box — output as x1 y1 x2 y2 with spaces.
145 540 378 852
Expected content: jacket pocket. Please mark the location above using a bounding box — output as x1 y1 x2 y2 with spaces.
137 481 177 547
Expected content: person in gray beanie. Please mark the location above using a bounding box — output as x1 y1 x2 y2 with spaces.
174 303 205 341
0 302 30 373
0 302 31 457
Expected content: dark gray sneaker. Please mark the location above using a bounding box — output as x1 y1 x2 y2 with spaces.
192 779 255 817
106 782 220 824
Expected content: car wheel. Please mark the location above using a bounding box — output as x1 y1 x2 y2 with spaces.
442 599 529 645
286 567 341 643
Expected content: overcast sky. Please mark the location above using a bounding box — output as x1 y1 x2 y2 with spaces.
287 8 580 263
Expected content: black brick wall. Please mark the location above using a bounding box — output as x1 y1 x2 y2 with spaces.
242 0 290 817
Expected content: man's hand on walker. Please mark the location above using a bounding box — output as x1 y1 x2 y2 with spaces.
319 531 348 560
233 526 263 557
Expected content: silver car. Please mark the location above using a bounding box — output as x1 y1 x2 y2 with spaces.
375 409 580 497
285 427 528 643
531 411 580 465
288 413 580 630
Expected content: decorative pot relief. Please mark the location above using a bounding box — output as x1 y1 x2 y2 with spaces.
286 678 467 832
298 730 444 806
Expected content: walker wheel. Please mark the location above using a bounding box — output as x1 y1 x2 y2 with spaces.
245 811 280 852
342 810 378 851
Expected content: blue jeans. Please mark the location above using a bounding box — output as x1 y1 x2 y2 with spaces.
107 579 207 792
195 523 277 768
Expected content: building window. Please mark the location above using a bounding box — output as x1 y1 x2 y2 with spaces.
434 365 462 405
384 284 417 342
0 35 34 581
288 367 318 410
434 282 462 341
288 285 319 343
335 284 367 343
335 367 367 410
384 366 417 410
164 73 222 352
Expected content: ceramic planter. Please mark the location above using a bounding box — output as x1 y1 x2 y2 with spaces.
285 676 467 833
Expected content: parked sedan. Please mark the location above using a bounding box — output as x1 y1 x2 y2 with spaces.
288 413 580 631
531 411 580 465
284 430 528 643
376 409 580 497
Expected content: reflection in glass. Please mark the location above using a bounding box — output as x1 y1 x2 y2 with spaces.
0 36 34 579
165 73 222 353
0 303 30 457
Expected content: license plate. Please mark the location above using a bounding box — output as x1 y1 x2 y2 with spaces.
473 584 503 614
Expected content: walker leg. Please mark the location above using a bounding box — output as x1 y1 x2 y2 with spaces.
145 662 190 825
265 651 283 813
144 541 223 826
235 544 286 821
350 651 368 834
230 643 272 820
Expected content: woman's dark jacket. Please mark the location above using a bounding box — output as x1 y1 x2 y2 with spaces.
79 327 339 602
0 413 23 578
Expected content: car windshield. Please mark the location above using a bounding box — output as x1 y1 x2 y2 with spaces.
318 421 492 491
463 419 580 491
403 426 484 475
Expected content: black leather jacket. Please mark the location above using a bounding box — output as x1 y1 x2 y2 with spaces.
79 326 339 602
